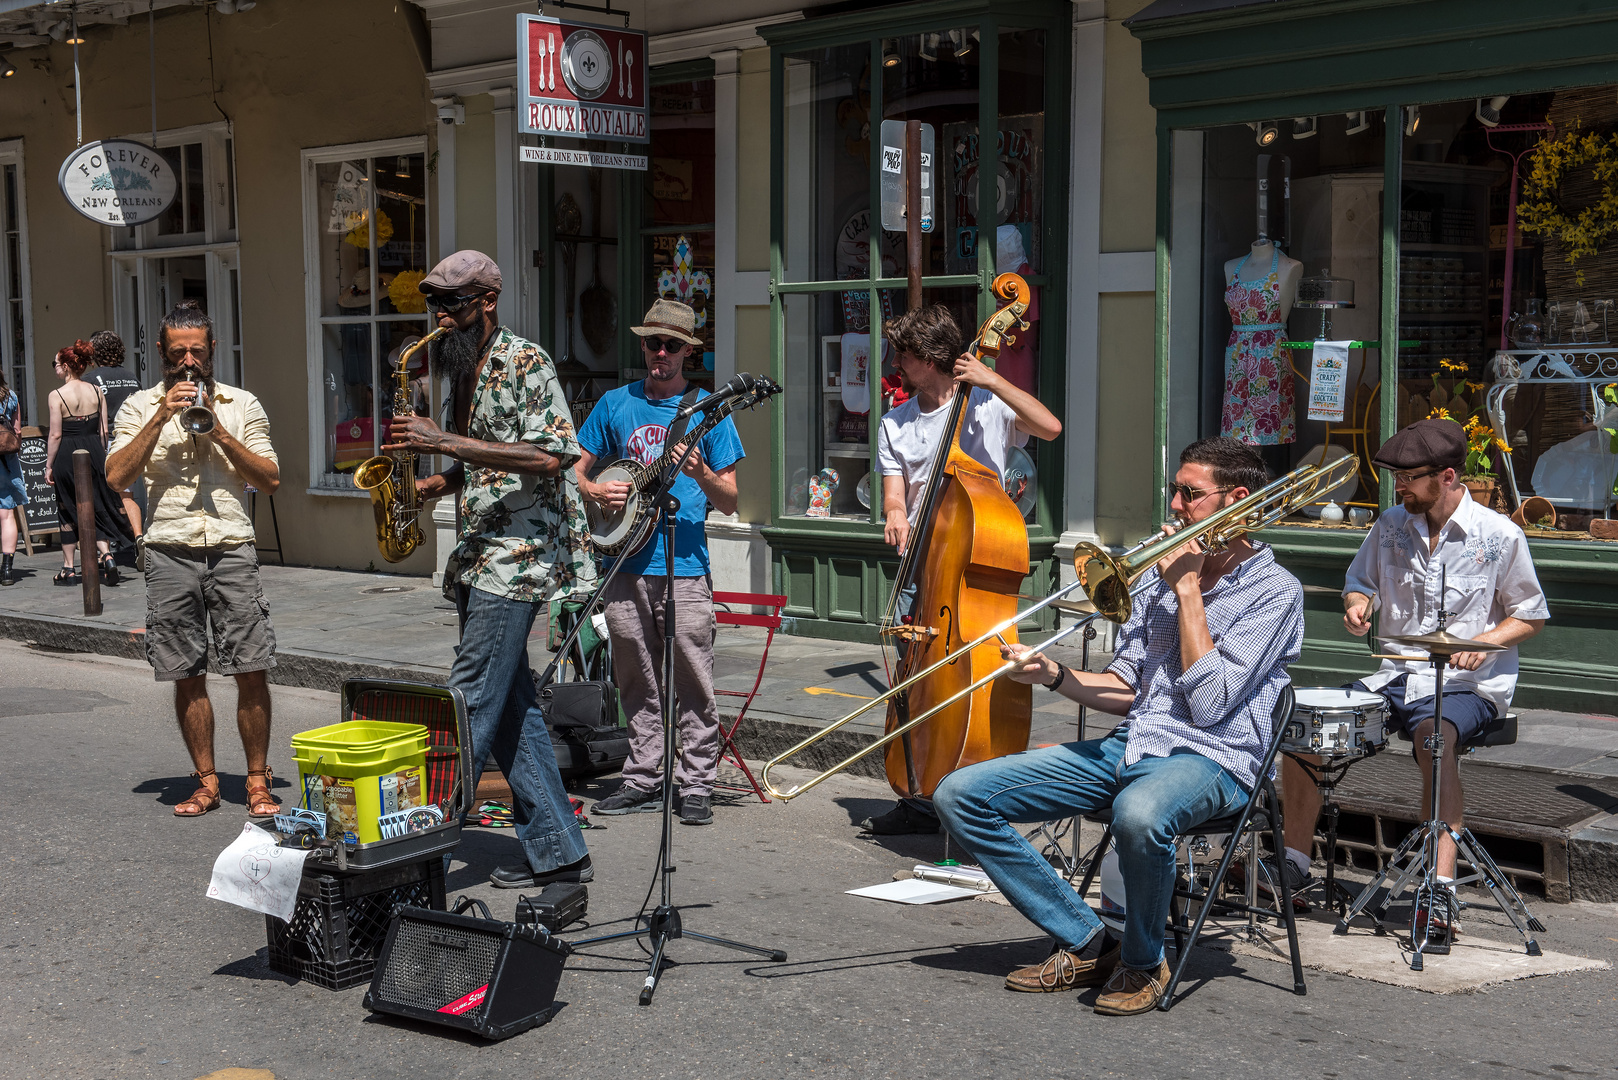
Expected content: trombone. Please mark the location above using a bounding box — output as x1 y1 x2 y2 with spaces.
759 454 1357 801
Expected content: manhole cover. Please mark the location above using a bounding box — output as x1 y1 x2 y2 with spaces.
362 585 414 595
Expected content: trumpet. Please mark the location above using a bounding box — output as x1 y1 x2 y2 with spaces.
759 453 1357 801
178 373 215 435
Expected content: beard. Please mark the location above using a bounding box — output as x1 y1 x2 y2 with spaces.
430 324 485 382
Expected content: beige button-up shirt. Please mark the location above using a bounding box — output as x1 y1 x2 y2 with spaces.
110 381 277 549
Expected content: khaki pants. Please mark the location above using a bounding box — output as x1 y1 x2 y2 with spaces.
604 574 720 797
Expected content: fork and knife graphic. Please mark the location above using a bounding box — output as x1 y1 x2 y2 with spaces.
536 32 556 92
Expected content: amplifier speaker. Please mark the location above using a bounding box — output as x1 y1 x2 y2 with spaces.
364 899 570 1041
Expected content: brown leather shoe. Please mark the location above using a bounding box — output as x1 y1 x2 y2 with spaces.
1094 958 1171 1015
1004 941 1120 992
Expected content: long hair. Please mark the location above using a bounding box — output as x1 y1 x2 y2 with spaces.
158 298 215 357
55 340 96 378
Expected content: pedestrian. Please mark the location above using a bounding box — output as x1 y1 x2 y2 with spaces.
384 249 597 889
46 340 134 585
0 366 24 587
575 299 746 828
106 300 282 818
84 329 145 541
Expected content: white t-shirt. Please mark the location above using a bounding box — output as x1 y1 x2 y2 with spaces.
876 387 1027 522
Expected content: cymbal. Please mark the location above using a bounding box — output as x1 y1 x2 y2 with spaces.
1381 630 1507 657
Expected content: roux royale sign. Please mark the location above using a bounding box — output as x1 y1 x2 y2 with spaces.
57 139 178 227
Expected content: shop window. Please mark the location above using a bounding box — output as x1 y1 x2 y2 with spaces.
773 15 1058 528
0 143 32 425
1168 113 1386 527
1400 92 1617 537
301 141 429 493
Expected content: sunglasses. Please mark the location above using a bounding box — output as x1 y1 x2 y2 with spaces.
424 293 484 315
1168 482 1232 504
164 345 211 362
642 335 690 356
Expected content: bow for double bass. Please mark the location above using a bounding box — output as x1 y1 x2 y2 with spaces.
879 274 1034 800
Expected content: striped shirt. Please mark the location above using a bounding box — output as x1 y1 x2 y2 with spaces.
1104 543 1303 791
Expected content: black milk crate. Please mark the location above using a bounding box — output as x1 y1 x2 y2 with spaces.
266 856 447 990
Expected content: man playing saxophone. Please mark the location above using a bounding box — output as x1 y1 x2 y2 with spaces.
932 437 1303 1015
382 250 598 890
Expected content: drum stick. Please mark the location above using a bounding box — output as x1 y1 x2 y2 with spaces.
1368 653 1429 661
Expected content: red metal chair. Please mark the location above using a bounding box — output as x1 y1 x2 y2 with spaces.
711 591 788 803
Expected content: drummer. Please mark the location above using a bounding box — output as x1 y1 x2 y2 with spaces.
1277 418 1548 935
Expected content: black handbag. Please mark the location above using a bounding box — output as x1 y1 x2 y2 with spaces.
541 681 630 780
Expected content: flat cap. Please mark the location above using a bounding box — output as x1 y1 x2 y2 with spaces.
421 249 502 294
1373 417 1466 471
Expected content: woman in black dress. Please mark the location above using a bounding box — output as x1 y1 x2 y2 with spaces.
46 340 133 584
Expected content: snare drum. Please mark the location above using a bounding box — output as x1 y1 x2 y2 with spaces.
1281 687 1390 758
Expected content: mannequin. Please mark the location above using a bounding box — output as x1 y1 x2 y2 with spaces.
1220 237 1303 445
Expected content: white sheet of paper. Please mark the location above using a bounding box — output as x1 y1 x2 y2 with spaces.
206 821 309 923
846 878 980 905
1306 340 1352 422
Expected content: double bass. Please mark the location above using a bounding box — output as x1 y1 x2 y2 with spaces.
879 274 1034 800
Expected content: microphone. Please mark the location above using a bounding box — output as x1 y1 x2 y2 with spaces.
674 372 767 419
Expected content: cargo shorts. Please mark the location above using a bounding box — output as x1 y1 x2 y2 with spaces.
143 543 277 681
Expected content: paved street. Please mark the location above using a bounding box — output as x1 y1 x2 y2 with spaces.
3 640 1617 1080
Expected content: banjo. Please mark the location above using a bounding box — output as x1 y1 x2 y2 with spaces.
586 375 779 557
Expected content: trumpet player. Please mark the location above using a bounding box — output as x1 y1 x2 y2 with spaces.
107 299 282 819
932 437 1303 1016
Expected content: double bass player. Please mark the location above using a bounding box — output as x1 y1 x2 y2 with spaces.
861 302 1061 836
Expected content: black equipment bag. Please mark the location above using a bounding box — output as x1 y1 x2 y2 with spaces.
515 882 589 932
542 680 630 781
364 897 570 1041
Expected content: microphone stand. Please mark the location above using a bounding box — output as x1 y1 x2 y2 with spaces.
538 385 786 1004
566 480 786 1005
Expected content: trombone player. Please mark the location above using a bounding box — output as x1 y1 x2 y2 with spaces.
932 437 1304 1016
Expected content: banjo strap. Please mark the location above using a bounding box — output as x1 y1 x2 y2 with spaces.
661 386 701 477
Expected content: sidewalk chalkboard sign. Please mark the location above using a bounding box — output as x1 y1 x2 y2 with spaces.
16 427 59 535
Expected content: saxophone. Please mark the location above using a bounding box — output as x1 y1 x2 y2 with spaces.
354 327 448 562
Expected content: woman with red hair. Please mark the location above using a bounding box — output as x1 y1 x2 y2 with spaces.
46 340 133 584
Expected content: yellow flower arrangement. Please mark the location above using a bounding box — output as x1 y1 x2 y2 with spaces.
344 208 395 250
1464 379 1486 394
1438 358 1469 374
388 270 427 314
1517 124 1618 286
1427 406 1452 421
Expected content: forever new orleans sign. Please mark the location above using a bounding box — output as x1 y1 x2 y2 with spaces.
58 140 178 227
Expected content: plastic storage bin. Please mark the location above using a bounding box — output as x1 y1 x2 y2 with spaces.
292 719 429 845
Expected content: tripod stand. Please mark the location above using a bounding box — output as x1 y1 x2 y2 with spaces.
568 490 786 1004
1335 584 1543 970
1285 751 1369 915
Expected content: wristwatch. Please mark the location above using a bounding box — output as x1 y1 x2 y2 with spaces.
1044 665 1067 693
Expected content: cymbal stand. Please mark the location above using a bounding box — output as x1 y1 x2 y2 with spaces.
1335 574 1543 969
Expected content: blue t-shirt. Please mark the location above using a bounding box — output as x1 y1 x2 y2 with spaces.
577 381 745 577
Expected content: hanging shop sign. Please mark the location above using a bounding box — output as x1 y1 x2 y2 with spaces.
519 146 648 171
57 140 178 227
517 14 649 143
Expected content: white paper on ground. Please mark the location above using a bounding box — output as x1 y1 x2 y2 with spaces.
847 878 981 905
206 821 309 923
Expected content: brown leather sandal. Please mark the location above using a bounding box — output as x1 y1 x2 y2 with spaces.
245 768 281 818
174 769 221 817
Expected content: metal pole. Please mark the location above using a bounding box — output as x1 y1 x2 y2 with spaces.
72 449 101 616
905 119 922 310
150 1 157 148
72 3 83 148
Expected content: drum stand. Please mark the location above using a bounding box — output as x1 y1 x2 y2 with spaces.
1285 752 1370 915
1335 617 1543 970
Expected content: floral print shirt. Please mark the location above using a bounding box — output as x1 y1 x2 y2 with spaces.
1345 489 1549 716
441 327 598 604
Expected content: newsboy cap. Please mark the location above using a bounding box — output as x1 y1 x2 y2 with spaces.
1372 417 1466 471
421 249 502 294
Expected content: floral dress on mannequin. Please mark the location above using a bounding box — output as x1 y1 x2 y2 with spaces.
1220 247 1295 445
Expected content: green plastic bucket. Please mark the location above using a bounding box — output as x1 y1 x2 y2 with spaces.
291 720 429 845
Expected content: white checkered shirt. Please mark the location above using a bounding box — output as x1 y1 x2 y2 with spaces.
1104 543 1303 791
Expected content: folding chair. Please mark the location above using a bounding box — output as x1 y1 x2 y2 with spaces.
711 591 788 803
1075 685 1304 1010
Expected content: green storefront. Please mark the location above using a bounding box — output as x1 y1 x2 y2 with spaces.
1128 0 1618 712
759 0 1074 641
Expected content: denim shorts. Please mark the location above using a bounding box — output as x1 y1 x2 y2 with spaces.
1350 674 1496 744
144 543 277 681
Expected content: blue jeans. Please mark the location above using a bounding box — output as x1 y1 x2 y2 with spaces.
454 585 589 873
934 728 1246 971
